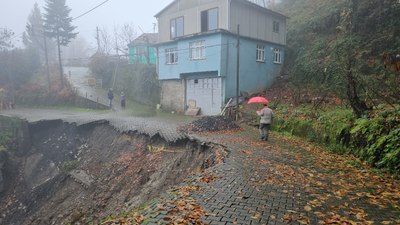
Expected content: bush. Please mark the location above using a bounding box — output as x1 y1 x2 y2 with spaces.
348 108 400 173
273 105 352 145
273 105 400 174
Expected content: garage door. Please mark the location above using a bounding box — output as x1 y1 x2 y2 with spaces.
186 78 222 115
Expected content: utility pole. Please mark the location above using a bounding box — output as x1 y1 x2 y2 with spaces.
236 24 240 120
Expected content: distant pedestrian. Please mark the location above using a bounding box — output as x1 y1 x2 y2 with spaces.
256 103 273 141
107 88 114 108
120 92 126 109
0 88 4 110
8 100 14 109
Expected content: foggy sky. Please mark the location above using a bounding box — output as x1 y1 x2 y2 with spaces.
0 0 172 47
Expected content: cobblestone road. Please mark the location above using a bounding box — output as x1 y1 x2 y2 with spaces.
138 128 400 225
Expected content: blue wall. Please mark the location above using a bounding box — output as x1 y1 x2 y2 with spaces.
158 34 223 80
222 34 284 99
158 32 284 101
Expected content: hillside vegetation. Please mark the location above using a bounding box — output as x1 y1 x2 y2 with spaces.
272 0 400 174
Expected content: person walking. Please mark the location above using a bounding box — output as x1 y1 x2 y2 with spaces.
256 103 273 141
120 91 126 109
107 88 114 108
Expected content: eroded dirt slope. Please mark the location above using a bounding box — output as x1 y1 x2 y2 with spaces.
0 119 225 225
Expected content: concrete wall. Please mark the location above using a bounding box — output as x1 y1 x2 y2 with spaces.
156 0 287 45
157 0 229 43
160 79 185 113
230 0 287 45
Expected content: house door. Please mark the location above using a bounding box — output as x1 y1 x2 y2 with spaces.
186 78 222 115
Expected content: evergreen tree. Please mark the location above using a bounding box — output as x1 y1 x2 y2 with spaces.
24 3 43 49
25 2 56 92
43 0 77 89
0 28 14 51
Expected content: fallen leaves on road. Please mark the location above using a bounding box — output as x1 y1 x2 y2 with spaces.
180 116 242 133
161 186 207 225
100 212 144 225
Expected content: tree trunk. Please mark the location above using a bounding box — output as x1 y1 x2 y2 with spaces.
345 60 369 118
57 35 64 89
43 36 51 92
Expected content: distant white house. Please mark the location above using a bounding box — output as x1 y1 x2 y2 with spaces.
155 0 287 115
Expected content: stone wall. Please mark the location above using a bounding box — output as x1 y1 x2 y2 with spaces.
160 80 185 113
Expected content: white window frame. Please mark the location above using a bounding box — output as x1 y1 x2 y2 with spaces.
189 41 206 60
256 44 265 62
166 48 178 64
274 48 282 64
170 16 184 39
201 8 219 32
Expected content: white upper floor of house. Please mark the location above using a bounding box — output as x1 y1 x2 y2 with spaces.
155 0 287 46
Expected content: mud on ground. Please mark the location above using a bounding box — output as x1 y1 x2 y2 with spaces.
0 119 226 225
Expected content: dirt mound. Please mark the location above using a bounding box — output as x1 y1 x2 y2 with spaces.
182 116 241 133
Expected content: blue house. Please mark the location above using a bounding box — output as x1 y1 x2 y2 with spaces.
155 0 287 115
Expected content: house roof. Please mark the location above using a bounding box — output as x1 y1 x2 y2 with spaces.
154 0 177 17
154 0 287 19
235 0 288 19
128 33 158 46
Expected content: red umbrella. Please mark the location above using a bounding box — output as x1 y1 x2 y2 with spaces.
248 96 269 104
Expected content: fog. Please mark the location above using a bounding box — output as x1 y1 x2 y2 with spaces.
0 0 172 47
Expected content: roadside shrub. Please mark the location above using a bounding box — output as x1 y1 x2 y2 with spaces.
273 105 352 145
348 108 400 173
0 116 22 151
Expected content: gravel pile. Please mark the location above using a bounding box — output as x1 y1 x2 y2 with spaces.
183 116 241 133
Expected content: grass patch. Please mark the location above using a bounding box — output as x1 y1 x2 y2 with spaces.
124 100 157 117
123 100 193 123
42 105 108 113
62 160 79 173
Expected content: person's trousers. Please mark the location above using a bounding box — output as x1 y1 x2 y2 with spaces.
259 123 270 140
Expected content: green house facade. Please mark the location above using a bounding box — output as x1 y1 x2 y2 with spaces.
128 33 158 65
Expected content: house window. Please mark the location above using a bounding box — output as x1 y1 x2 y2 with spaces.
256 44 265 62
273 21 280 33
189 41 206 60
166 48 178 64
201 8 218 32
137 46 146 56
274 48 282 64
170 16 184 39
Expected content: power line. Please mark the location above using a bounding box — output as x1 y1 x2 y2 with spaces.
73 0 111 21
8 0 111 42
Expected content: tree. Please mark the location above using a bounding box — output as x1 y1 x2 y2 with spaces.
282 0 399 116
98 27 113 55
24 2 56 91
43 0 77 89
331 0 369 117
0 49 41 89
0 28 14 51
113 23 137 55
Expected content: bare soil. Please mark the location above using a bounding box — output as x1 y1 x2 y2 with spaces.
0 119 226 225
